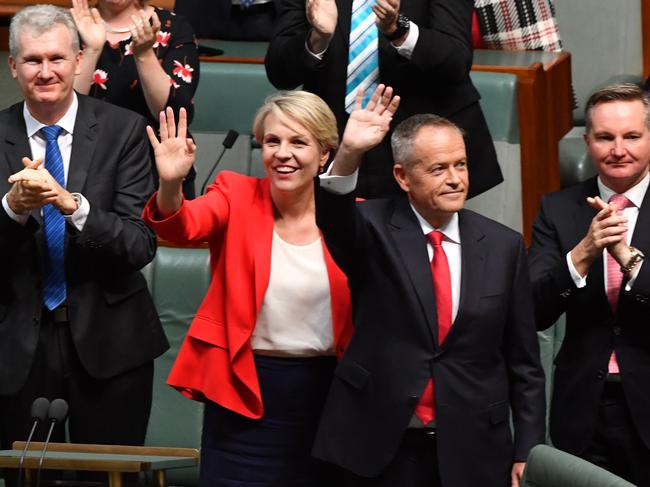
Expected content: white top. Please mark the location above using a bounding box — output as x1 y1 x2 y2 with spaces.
251 230 335 357
566 172 649 290
2 93 90 230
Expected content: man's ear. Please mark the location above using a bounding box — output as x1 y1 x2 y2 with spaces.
393 163 410 193
8 56 17 79
74 50 82 76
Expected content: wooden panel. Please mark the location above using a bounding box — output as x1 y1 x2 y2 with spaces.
473 51 573 244
641 0 650 79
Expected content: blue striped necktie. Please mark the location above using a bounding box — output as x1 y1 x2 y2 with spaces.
345 0 379 113
42 125 67 311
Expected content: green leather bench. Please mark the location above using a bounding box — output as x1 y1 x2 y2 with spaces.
522 444 635 487
142 245 210 487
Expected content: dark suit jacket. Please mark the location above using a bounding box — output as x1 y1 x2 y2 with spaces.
528 177 650 454
266 0 502 198
313 188 545 486
174 0 281 39
0 95 169 396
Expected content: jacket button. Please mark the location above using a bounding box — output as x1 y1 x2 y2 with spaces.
596 369 606 380
636 294 648 303
613 326 622 336
560 289 572 298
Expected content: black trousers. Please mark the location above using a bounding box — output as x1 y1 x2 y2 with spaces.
0 311 153 485
582 381 650 486
343 429 442 487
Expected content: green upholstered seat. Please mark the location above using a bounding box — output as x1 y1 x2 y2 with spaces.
522 444 635 487
191 62 277 134
465 70 522 233
144 246 211 486
470 70 519 144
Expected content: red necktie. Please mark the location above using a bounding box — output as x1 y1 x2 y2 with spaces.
606 194 632 374
415 231 452 424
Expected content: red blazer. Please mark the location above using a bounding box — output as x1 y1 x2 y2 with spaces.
142 171 354 419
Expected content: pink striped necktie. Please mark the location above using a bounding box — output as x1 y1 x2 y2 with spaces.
606 193 633 374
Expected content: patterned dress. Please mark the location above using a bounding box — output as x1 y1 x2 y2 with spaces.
89 7 200 127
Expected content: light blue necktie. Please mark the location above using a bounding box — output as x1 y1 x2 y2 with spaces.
345 0 379 113
42 125 67 311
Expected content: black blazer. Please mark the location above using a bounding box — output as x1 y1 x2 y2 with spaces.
528 177 650 454
174 0 282 39
0 95 168 396
313 188 545 486
266 0 502 198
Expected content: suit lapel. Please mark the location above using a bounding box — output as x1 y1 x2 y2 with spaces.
443 210 486 349
630 181 650 252
336 0 352 47
67 95 97 194
388 197 438 344
252 179 275 316
3 103 32 176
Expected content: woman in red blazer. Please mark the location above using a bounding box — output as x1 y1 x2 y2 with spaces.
142 88 398 486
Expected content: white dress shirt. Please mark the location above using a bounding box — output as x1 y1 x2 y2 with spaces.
2 93 90 231
320 167 461 321
566 172 649 290
307 21 420 60
320 167 461 428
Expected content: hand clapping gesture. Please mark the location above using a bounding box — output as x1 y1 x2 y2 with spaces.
70 0 106 52
130 9 162 58
306 0 338 53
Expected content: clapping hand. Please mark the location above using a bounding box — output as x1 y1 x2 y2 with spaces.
306 0 338 53
131 9 161 58
70 0 106 52
6 158 67 214
147 107 196 186
341 84 400 154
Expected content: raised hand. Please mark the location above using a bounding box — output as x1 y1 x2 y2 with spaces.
147 107 196 185
70 0 106 52
341 84 400 154
331 85 399 176
131 9 161 58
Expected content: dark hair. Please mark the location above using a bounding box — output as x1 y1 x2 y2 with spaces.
585 83 650 132
390 113 464 167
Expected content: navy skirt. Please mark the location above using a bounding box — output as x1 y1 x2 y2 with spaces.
200 354 341 487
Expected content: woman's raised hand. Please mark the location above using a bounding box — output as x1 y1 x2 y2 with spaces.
70 0 106 51
341 84 400 154
147 107 196 185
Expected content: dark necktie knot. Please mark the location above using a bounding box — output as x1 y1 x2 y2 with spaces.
41 125 63 142
427 230 445 247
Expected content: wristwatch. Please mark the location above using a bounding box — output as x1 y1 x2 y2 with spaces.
385 13 410 41
621 246 645 274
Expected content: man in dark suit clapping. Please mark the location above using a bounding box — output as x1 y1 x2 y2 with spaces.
0 5 168 467
529 83 650 486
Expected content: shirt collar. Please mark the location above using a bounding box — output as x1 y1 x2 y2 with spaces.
597 172 650 209
409 202 461 244
23 92 78 138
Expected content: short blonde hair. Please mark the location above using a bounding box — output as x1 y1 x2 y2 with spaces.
252 91 339 152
